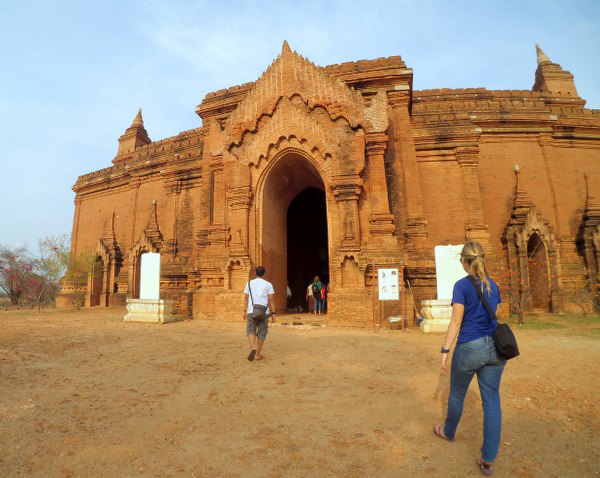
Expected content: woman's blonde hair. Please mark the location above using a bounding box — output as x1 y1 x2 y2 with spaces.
461 242 491 294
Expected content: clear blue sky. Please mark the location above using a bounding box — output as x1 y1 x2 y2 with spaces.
1 0 598 251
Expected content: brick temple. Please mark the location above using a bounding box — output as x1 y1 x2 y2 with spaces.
59 42 600 324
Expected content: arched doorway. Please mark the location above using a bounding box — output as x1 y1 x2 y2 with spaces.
133 250 147 299
259 152 328 311
287 187 328 310
527 233 550 310
89 255 104 307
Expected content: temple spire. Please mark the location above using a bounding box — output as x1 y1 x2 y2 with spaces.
282 40 292 55
114 108 152 161
132 108 144 127
532 44 579 98
535 44 551 65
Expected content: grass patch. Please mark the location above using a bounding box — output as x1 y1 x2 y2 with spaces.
517 319 566 330
508 312 600 338
558 314 600 325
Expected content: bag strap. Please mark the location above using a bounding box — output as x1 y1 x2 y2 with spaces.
466 275 497 323
248 279 255 307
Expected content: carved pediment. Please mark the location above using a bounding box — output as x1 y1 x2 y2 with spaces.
505 205 556 252
127 201 163 262
98 210 122 262
230 94 348 168
224 41 374 149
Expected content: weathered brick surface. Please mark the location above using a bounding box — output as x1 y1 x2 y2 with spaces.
62 44 600 322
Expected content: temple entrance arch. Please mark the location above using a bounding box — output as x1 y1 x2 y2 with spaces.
257 150 329 311
527 232 550 310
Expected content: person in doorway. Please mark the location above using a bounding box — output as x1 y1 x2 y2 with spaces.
433 242 506 476
310 275 323 315
286 282 292 310
320 282 327 313
306 282 314 313
242 266 276 362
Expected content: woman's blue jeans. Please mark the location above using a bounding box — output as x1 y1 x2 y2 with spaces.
313 297 322 313
444 335 506 463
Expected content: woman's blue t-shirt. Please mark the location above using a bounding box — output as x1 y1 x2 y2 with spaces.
451 275 501 345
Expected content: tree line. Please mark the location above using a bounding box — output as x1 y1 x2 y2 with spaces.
0 235 95 310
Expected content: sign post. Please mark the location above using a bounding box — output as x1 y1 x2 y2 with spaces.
378 267 405 331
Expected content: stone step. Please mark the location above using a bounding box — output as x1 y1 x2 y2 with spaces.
277 313 328 326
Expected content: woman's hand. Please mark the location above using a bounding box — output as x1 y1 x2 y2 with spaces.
441 352 449 371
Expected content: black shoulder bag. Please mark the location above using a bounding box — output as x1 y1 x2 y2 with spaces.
248 280 267 321
467 276 520 360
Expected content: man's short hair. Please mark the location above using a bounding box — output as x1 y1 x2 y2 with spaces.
256 266 266 277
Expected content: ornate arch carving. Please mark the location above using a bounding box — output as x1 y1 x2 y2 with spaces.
511 207 558 253
503 205 561 312
229 94 355 175
127 230 161 265
224 42 372 149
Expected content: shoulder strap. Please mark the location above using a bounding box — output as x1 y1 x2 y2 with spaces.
248 279 255 306
467 275 497 323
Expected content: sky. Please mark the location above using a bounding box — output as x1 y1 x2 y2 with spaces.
1 0 599 251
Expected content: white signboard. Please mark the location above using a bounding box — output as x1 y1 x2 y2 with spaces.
140 252 161 300
378 268 399 301
434 245 466 300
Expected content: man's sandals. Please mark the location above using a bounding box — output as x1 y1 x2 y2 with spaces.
247 349 257 361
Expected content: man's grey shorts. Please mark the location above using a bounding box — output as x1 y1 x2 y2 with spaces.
246 315 269 340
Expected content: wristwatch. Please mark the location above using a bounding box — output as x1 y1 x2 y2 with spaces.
440 346 451 353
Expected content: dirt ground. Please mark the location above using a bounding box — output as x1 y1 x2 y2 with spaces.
0 307 599 478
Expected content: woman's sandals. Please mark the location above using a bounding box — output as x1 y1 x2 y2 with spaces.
476 457 493 476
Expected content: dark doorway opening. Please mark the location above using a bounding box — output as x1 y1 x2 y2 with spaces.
287 187 328 311
527 233 550 310
134 251 147 299
90 255 104 307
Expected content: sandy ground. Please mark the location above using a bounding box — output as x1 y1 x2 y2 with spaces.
0 307 599 478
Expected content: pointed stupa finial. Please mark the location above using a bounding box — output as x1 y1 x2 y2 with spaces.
535 44 551 65
114 108 151 160
132 108 144 127
282 40 292 55
512 164 533 210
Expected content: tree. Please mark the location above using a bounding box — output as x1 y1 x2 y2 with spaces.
492 256 534 325
1 237 98 309
38 235 96 309
63 251 97 309
0 245 35 305
563 281 596 317
21 271 56 310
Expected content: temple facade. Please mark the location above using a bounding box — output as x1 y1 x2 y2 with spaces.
59 43 600 324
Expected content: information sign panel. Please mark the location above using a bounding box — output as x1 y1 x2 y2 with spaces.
378 268 399 301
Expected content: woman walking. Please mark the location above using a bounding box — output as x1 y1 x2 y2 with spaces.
434 242 506 476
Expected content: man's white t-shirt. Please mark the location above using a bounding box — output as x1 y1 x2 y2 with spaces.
244 278 274 314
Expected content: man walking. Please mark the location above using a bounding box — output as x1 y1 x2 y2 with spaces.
243 266 276 361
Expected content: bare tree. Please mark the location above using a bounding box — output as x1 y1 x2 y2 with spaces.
563 281 596 317
0 245 34 305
